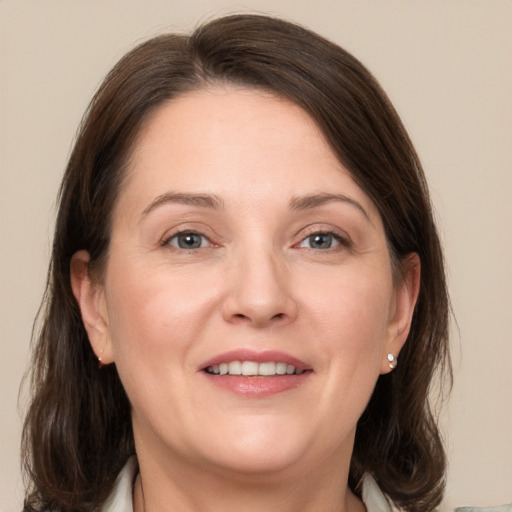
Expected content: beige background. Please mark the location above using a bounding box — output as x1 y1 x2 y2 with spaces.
1 1 511 510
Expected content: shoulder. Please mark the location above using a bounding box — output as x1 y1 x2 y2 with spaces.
454 506 512 512
361 475 512 512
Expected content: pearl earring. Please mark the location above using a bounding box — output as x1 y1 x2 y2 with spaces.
387 353 397 370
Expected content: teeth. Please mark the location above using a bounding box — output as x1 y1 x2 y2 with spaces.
276 362 287 375
206 361 305 376
228 361 242 375
242 361 259 375
258 362 276 376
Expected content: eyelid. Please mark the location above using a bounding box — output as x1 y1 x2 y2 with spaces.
161 229 215 250
299 231 343 249
159 224 351 251
294 225 352 248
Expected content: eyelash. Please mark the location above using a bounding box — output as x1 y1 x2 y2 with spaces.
162 230 213 250
162 228 350 252
296 229 349 251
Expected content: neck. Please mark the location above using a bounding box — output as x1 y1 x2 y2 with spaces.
132 448 366 512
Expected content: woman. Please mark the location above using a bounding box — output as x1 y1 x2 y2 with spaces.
22 14 451 512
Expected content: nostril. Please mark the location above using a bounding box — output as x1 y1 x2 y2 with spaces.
230 312 287 324
222 289 298 326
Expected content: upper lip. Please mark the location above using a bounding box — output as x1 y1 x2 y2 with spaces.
199 349 311 372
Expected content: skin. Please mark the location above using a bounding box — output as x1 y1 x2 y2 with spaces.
71 87 420 512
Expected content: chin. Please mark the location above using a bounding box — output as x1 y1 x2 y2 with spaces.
203 443 306 478
187 416 322 477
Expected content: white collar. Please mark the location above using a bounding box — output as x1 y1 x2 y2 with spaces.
101 457 392 512
361 473 393 512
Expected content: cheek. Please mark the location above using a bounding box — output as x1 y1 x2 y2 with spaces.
292 270 393 447
307 268 392 345
103 260 221 367
101 262 224 430
302 266 393 403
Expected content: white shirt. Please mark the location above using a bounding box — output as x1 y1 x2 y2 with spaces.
100 457 393 512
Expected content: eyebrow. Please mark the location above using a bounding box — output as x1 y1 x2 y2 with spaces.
140 191 371 223
140 192 224 220
289 193 371 222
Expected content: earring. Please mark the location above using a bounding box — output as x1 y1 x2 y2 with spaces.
387 353 397 370
98 356 105 369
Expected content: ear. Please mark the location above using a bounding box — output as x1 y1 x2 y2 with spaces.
380 253 421 374
70 250 115 365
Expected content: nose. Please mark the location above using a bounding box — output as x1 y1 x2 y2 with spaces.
221 248 298 328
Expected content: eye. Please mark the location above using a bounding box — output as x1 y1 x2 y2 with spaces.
298 231 344 250
165 231 210 250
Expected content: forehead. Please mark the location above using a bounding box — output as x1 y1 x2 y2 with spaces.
118 86 380 220
131 86 335 173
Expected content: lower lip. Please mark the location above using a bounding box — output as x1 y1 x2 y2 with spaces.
202 372 311 397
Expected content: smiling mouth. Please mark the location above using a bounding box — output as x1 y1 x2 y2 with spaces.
204 361 307 376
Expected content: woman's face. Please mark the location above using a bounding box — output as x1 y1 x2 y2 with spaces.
76 87 417 480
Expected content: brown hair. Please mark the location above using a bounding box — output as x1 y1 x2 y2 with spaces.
22 14 451 512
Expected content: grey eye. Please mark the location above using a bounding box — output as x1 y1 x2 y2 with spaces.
168 232 208 249
299 233 340 250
